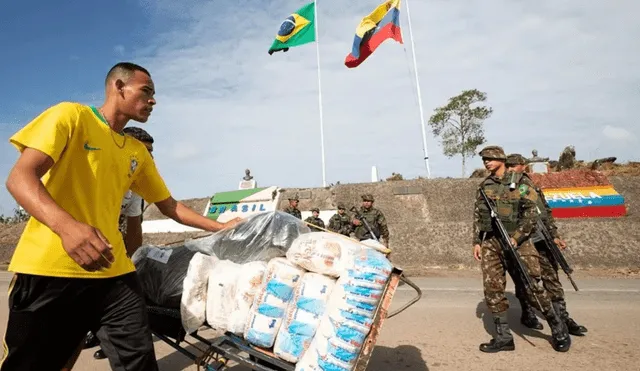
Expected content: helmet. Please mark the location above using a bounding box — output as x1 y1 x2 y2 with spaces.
506 153 528 166
361 194 374 202
478 145 506 160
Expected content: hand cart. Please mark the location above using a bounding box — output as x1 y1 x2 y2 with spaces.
148 267 422 371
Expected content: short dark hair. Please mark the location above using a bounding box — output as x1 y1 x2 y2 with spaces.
123 126 154 144
105 62 151 86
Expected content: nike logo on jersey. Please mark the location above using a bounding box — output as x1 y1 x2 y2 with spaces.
84 142 101 151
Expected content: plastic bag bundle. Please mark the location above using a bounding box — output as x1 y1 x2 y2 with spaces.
244 258 306 348
181 253 219 334
227 261 268 334
295 250 393 371
286 232 364 277
186 211 311 265
132 245 197 308
273 273 336 363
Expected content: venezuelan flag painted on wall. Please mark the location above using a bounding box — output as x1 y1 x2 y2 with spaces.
542 186 627 218
344 0 403 68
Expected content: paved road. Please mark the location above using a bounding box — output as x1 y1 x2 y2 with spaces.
0 272 638 370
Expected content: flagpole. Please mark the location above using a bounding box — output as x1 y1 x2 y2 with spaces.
314 0 327 187
404 0 431 178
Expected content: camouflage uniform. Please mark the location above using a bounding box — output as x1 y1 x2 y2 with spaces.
328 203 352 236
473 146 570 353
283 195 301 219
304 208 325 232
506 153 588 336
352 194 389 243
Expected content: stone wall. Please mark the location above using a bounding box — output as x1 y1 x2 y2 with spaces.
277 176 640 275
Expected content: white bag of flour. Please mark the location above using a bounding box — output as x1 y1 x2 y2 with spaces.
180 253 219 334
286 233 363 277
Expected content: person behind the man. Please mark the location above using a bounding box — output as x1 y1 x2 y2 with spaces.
328 203 352 237
352 194 389 247
472 145 570 353
82 126 157 362
283 194 301 219
304 208 325 232
505 153 587 337
0 62 242 371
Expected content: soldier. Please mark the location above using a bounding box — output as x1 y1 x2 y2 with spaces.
283 194 301 219
304 208 325 232
328 203 352 237
506 153 588 336
472 145 570 353
352 194 389 247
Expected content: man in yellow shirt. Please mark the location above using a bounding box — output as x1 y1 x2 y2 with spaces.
0 62 240 371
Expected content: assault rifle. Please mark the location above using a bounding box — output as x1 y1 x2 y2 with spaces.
534 213 579 291
479 188 543 308
350 206 379 242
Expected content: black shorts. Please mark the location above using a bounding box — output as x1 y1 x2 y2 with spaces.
0 272 158 371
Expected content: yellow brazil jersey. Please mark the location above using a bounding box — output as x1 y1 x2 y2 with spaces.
8 102 171 278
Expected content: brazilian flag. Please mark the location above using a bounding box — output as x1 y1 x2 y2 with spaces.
268 2 316 55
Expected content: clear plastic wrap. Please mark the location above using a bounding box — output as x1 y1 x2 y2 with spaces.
186 211 311 264
132 245 198 308
295 249 393 371
273 272 336 363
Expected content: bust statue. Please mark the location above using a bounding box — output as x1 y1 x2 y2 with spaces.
527 149 550 174
239 168 257 189
529 149 549 163
243 169 253 181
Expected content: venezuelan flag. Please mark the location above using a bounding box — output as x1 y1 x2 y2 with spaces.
542 186 627 218
268 2 316 55
344 0 403 68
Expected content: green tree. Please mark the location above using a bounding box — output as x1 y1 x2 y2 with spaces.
428 89 493 177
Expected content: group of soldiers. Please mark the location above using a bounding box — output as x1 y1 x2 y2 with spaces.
280 145 586 355
282 193 390 247
473 145 587 354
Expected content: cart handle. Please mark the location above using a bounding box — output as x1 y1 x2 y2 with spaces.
387 274 422 319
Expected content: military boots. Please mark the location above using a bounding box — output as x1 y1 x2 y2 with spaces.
543 306 571 352
479 312 515 353
520 300 543 330
553 300 588 336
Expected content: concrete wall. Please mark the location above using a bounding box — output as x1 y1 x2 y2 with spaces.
277 176 640 275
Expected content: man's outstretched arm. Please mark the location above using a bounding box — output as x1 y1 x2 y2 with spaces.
155 196 242 232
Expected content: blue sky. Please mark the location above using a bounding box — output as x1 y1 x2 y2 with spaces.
1 0 639 215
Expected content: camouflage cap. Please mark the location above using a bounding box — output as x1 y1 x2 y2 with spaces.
337 203 346 209
478 145 506 160
506 153 528 166
311 207 320 213
361 194 374 202
288 194 299 201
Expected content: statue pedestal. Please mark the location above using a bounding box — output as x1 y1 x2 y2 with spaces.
529 162 550 174
238 180 257 190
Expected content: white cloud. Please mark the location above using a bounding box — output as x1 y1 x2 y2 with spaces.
124 0 640 200
602 125 637 142
114 45 126 55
